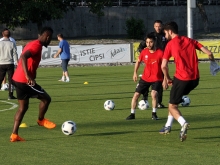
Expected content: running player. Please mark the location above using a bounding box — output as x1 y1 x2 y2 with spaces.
10 27 56 142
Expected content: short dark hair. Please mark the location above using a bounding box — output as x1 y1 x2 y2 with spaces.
163 21 178 34
2 28 10 37
154 20 163 24
146 32 156 41
39 27 53 35
57 33 64 38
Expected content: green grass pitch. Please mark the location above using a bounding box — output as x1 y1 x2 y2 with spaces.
0 63 220 165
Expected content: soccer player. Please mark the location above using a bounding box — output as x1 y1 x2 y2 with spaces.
141 20 167 108
159 21 215 142
126 32 165 120
53 34 70 82
10 27 56 142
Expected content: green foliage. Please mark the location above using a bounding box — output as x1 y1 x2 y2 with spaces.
125 17 145 39
0 0 75 30
1 64 220 164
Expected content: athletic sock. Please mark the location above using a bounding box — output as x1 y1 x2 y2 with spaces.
131 109 135 114
177 116 186 127
165 115 174 127
152 108 157 113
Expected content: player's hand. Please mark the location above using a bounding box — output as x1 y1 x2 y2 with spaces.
167 79 173 86
162 81 168 90
133 73 138 82
26 76 35 86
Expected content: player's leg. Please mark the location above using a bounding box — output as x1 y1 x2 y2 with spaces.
151 81 162 120
126 92 141 120
1 76 7 90
10 99 29 142
59 60 65 81
157 87 165 108
63 59 70 82
168 77 196 142
7 64 16 100
0 65 7 91
36 88 56 129
126 79 150 120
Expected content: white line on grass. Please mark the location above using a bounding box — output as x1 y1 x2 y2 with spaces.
0 101 18 112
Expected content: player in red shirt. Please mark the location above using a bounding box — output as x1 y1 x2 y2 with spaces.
160 21 215 142
10 27 56 142
126 33 166 120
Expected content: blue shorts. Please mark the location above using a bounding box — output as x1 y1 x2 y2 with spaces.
61 59 70 72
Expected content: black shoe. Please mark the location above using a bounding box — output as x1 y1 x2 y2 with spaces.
157 103 165 108
8 96 17 100
152 112 159 120
126 114 135 120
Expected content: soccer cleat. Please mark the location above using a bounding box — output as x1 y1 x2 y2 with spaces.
126 114 135 120
8 96 17 100
65 79 70 82
37 118 56 129
58 79 65 82
159 126 171 134
152 113 159 120
10 133 25 142
158 103 165 108
179 122 190 142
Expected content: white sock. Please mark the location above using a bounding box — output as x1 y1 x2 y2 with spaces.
152 108 157 113
131 109 135 114
66 76 70 81
165 116 174 127
62 76 65 81
177 116 186 127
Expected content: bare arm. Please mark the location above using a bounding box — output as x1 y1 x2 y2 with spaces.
133 60 141 82
53 48 62 58
161 58 172 86
200 47 215 61
21 50 35 86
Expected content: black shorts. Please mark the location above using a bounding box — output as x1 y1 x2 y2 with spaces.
169 77 199 104
12 80 46 100
135 78 162 94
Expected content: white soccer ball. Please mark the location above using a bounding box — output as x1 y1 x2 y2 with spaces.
61 120 77 135
138 100 149 110
181 96 191 106
104 100 115 110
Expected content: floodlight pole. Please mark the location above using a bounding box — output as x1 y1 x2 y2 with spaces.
187 0 196 38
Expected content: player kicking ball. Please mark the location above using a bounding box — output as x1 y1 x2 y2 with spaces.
126 33 166 120
10 27 56 142
160 21 215 142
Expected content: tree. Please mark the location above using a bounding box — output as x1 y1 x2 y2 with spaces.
0 0 113 31
196 0 210 32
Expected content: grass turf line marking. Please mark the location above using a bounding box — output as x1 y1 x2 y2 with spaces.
0 101 18 112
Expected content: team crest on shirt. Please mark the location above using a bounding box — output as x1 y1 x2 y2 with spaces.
144 55 148 60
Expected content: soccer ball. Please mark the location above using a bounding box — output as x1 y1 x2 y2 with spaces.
138 100 149 110
104 100 115 110
181 96 191 106
61 121 77 135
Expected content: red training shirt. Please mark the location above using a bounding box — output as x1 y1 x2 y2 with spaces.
163 36 203 80
139 48 164 82
13 40 43 83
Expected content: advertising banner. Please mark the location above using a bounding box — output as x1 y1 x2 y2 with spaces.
40 44 131 65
